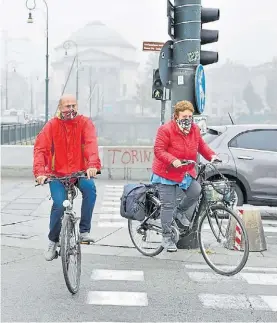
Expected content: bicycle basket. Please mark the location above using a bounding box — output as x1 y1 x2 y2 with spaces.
204 180 233 202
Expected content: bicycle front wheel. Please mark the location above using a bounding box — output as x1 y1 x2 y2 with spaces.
60 214 81 294
198 205 249 276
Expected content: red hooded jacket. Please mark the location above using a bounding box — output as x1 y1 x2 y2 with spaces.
33 115 101 177
152 120 215 182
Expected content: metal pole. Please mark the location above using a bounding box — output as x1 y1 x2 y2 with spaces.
161 100 166 125
161 88 166 125
171 0 201 249
171 0 201 115
44 0 49 123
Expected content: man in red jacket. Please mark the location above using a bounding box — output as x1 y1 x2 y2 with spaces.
33 94 101 261
151 100 219 252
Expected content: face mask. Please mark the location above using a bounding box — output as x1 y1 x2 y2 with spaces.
176 117 193 132
61 108 77 120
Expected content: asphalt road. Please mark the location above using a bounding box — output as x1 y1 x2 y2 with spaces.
1 179 277 322
1 246 277 323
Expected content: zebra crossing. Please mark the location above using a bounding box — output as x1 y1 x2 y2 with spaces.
185 263 277 312
85 263 277 314
86 268 148 306
97 185 126 228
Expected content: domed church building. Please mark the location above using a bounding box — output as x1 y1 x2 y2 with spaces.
51 21 139 117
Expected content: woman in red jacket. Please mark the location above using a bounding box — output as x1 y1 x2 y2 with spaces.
151 100 219 252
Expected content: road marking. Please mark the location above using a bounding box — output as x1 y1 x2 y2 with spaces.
264 226 277 233
262 220 277 225
105 185 124 189
101 196 121 201
101 207 120 213
184 263 277 273
99 214 121 220
87 291 148 306
187 272 243 282
260 296 277 311
102 201 121 206
91 269 144 281
240 273 277 285
98 221 127 228
102 193 122 197
198 293 273 311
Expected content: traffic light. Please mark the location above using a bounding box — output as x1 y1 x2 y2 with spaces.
200 7 220 66
152 69 163 100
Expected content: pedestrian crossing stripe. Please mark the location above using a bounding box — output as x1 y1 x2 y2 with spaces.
199 293 277 311
187 271 277 285
185 263 277 272
87 291 148 306
88 269 148 306
91 269 144 281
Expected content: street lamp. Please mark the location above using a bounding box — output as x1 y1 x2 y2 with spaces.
26 0 49 123
63 40 79 100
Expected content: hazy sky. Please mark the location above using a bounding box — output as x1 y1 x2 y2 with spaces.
1 0 277 77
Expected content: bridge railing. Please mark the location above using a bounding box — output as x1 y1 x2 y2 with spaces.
1 122 44 145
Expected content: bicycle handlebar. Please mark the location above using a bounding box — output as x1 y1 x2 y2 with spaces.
35 170 101 186
179 159 222 166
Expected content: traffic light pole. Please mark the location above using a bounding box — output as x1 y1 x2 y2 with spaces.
171 0 201 249
170 0 201 115
161 99 166 125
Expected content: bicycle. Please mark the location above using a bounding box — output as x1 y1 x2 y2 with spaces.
35 170 101 294
128 160 250 276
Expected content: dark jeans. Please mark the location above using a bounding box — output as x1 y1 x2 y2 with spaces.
48 178 97 242
156 179 201 235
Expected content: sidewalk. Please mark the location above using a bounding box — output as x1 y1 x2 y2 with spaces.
1 178 277 269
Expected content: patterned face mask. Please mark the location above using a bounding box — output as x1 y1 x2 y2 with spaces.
176 117 193 132
61 108 77 120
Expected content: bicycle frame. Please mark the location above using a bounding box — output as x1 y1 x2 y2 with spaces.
144 161 234 236
62 183 81 243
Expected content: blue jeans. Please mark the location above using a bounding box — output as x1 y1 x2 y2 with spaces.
48 178 97 242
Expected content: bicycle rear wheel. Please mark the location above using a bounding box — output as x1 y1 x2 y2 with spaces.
198 204 249 276
60 214 81 294
128 218 164 257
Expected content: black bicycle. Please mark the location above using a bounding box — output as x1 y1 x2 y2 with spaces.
128 160 250 276
35 170 101 294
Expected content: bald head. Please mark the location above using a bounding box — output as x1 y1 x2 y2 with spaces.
59 94 77 106
58 93 78 119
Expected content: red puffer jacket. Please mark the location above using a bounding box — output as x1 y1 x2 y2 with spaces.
152 120 215 182
33 115 101 177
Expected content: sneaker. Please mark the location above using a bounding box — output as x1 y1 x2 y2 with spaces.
173 208 190 228
80 232 95 243
161 235 177 252
44 240 58 261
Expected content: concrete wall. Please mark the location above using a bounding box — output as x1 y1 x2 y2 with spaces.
1 145 154 180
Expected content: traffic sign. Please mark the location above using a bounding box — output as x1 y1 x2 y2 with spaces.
159 40 173 89
143 41 164 52
194 64 206 114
